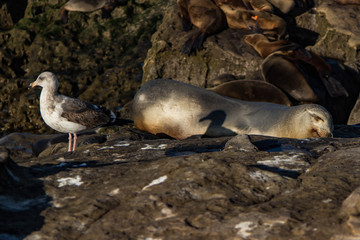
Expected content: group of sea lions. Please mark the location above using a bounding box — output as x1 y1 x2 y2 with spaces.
177 0 288 54
30 0 360 152
132 0 360 139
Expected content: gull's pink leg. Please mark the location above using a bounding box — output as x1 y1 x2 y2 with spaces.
68 133 72 152
72 133 77 152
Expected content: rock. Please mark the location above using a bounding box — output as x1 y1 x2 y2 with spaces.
339 186 360 236
340 186 360 217
0 145 49 238
0 125 358 239
142 2 263 87
0 0 27 30
297 0 360 62
224 134 258 152
0 0 166 134
2 0 360 239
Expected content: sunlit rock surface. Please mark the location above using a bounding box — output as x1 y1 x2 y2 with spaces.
1 0 360 239
1 125 360 239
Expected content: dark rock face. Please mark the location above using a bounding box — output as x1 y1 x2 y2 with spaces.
1 0 360 239
0 0 166 135
1 125 360 239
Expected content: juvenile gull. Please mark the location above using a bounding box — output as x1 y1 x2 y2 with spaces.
29 72 116 152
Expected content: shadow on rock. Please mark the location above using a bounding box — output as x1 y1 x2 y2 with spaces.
0 146 51 239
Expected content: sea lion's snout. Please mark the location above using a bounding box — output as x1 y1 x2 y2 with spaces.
312 127 333 138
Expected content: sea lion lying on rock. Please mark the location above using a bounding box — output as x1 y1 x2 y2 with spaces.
60 0 126 24
177 0 227 54
177 0 286 54
209 79 292 106
132 79 333 139
216 1 287 39
243 33 349 99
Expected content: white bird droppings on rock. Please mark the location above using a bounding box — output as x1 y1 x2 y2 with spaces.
235 221 256 238
97 146 115 150
57 175 83 187
108 188 120 196
322 198 333 203
142 175 168 191
141 144 167 150
114 142 130 147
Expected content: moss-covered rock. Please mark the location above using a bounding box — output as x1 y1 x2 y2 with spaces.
0 0 166 135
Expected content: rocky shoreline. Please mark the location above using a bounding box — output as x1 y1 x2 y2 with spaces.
1 0 360 239
1 125 360 239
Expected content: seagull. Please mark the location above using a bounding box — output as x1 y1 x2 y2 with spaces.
29 72 116 152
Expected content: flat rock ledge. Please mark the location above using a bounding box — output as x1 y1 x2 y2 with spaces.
1 125 360 239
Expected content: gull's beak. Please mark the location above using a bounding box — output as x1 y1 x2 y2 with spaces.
29 81 37 88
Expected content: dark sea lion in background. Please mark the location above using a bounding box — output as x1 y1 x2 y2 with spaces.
261 54 320 103
132 79 333 139
209 79 292 106
216 2 287 39
214 0 274 12
177 0 227 55
244 33 349 99
207 73 238 88
243 33 296 58
266 0 314 16
347 96 360 125
60 0 126 24
334 0 360 4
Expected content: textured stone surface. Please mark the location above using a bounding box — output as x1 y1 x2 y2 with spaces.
1 124 360 239
1 1 360 239
142 2 263 87
0 0 166 135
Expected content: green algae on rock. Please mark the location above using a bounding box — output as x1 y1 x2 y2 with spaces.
0 0 166 134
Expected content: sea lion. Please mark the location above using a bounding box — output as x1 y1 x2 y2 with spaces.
244 33 349 98
266 0 314 16
216 2 287 39
209 79 292 106
334 0 360 5
261 53 319 103
243 33 296 58
132 79 333 139
177 0 227 55
60 0 126 24
214 0 274 12
207 73 238 88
